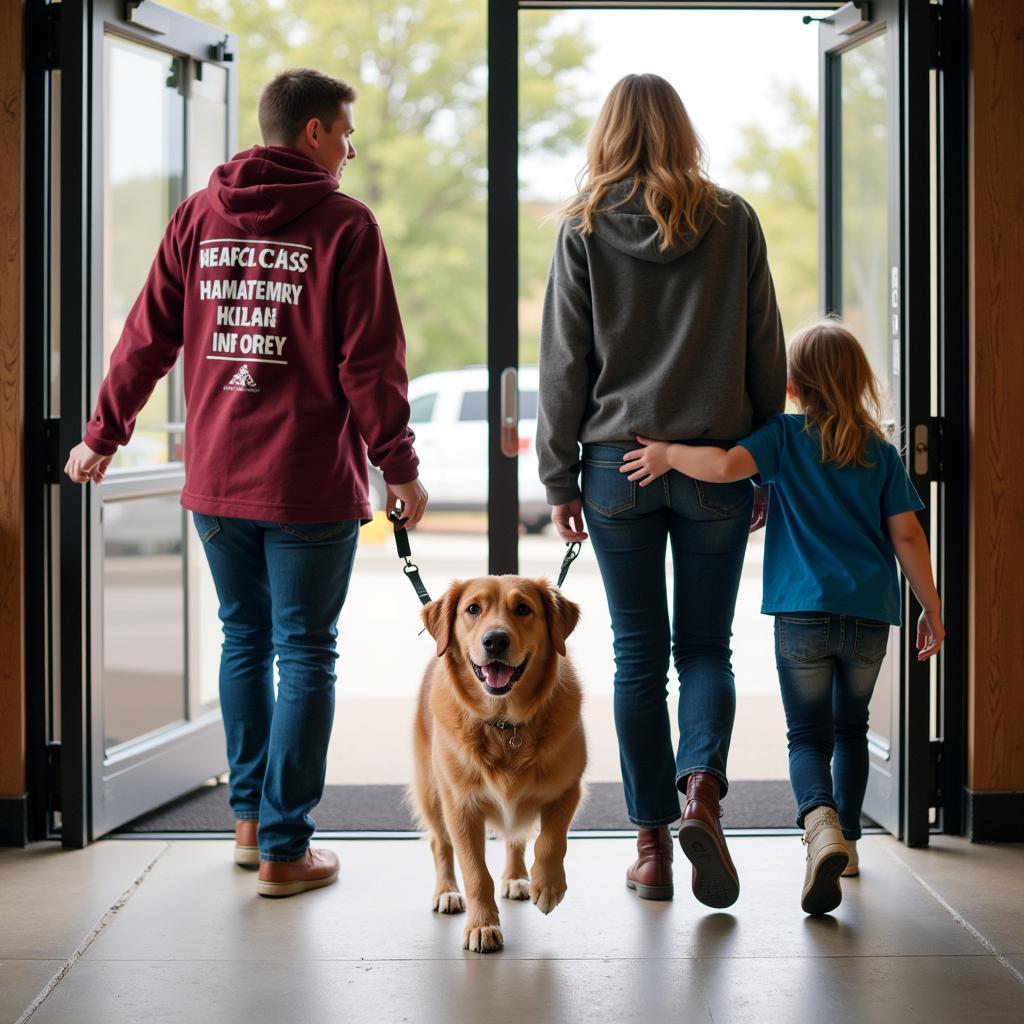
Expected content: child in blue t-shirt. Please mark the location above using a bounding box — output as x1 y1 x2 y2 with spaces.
619 318 944 916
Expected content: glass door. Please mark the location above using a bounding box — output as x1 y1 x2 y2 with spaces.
819 0 934 843
58 0 238 842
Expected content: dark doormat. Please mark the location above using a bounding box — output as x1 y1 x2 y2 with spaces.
114 779 870 833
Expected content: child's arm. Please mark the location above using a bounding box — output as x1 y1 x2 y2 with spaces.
886 511 945 660
620 435 758 486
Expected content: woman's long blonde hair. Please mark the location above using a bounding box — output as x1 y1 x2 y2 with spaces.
559 74 722 251
788 319 888 469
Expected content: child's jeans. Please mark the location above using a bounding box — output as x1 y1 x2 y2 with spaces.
774 612 890 840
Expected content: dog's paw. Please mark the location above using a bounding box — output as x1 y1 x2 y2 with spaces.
500 877 531 901
463 923 504 953
433 890 466 914
530 872 567 915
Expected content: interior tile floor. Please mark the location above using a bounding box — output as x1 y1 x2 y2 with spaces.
2 834 1022 1023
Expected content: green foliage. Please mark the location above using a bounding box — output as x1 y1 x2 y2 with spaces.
729 82 820 338
166 0 594 377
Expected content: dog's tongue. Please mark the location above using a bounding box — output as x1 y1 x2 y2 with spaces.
483 663 514 689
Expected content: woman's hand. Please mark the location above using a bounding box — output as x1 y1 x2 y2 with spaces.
551 499 588 543
620 436 673 486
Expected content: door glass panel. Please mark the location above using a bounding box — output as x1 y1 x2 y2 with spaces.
518 8 827 797
189 61 228 186
839 32 891 388
837 31 896 763
187 525 221 714
102 495 186 752
103 37 185 469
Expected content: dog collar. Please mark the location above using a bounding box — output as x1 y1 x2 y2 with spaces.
485 719 526 749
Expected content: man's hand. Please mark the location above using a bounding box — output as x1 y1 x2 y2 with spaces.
551 499 588 543
749 486 769 533
65 442 113 485
387 477 428 531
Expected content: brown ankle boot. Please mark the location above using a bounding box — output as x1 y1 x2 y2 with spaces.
677 773 739 909
256 848 339 898
625 826 674 900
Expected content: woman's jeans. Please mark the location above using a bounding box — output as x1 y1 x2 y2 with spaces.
774 612 890 840
192 513 359 861
582 444 753 827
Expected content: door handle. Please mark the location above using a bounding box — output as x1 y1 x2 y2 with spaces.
500 366 519 458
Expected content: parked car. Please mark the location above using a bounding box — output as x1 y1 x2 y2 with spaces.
368 365 550 532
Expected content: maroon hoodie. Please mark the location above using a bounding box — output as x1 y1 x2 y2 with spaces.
84 146 419 522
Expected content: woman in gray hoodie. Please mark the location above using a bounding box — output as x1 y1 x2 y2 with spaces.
538 74 786 908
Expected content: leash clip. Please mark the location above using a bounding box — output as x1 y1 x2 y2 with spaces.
557 541 582 589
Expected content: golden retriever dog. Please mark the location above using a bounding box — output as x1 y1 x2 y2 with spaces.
410 576 586 953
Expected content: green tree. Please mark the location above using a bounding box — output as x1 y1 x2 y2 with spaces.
167 0 593 376
730 54 892 384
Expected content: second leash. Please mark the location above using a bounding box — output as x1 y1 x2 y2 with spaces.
390 510 582 608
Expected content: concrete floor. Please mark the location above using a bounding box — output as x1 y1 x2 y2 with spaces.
1 834 1022 1023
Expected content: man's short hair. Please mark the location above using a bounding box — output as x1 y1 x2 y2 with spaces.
258 68 357 146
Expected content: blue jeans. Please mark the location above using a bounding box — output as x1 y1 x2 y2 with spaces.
774 612 890 840
192 513 359 861
582 444 753 827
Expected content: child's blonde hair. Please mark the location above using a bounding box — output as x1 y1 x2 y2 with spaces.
788 319 887 469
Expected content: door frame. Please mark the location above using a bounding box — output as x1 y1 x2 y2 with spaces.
50 0 238 846
494 0 953 845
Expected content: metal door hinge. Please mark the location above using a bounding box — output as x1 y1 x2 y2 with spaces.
929 5 943 70
928 739 943 808
47 742 62 812
42 418 61 484
44 3 61 71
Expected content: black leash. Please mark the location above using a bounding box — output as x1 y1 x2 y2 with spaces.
390 510 581 608
389 509 432 606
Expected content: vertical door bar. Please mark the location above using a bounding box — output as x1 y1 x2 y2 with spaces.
936 0 969 836
58 0 91 848
487 1 519 574
901 0 935 847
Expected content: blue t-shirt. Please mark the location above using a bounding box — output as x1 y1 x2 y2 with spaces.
738 413 924 625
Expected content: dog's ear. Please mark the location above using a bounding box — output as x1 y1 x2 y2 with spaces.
542 582 581 658
422 582 462 657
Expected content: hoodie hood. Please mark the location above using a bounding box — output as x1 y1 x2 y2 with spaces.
590 179 718 264
206 146 341 234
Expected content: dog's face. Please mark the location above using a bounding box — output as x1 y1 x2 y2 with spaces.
423 576 580 713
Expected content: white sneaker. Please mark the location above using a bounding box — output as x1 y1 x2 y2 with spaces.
801 806 849 915
842 838 859 877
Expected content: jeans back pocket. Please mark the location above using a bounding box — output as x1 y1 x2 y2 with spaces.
583 457 637 518
693 478 753 519
776 615 831 663
192 513 222 543
853 619 890 665
279 521 354 543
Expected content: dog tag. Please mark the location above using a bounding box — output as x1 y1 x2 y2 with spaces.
508 728 523 750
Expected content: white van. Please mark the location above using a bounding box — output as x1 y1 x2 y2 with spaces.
368 365 550 532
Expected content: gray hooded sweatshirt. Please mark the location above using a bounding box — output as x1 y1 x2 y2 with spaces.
537 182 787 504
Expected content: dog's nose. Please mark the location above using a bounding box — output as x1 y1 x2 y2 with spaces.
481 630 510 656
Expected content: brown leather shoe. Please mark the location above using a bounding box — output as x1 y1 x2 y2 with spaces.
677 773 739 908
234 820 259 868
625 826 674 900
256 848 339 898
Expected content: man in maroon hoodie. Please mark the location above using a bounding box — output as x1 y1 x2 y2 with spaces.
66 68 427 897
